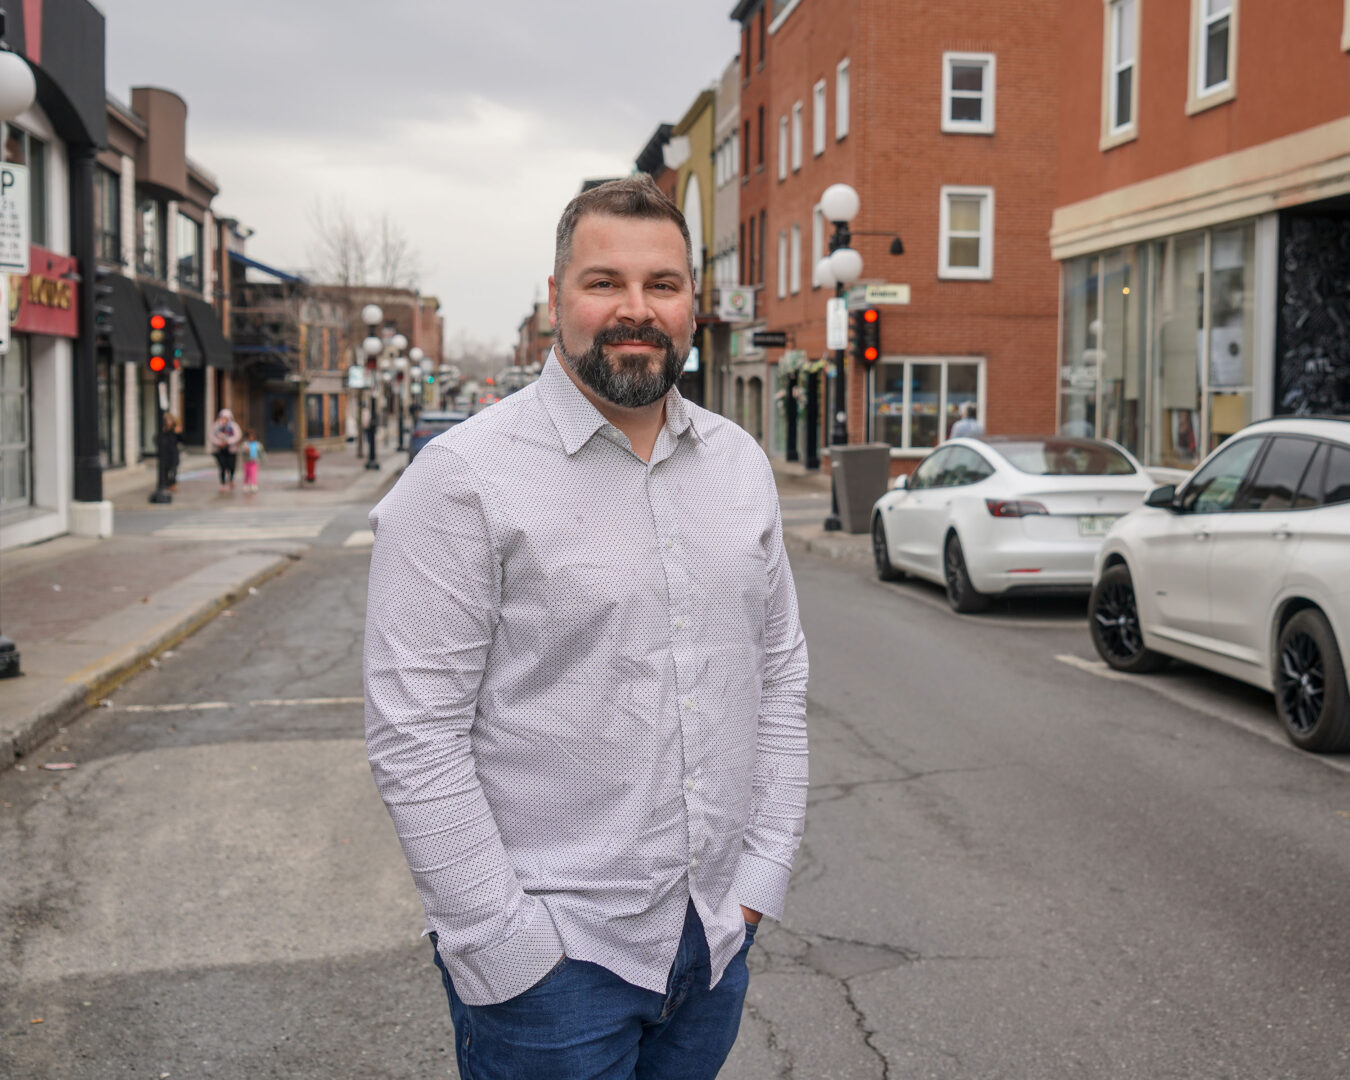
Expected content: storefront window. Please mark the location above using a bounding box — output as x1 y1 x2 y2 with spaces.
3 126 47 246
176 213 203 292
306 393 323 436
873 357 984 449
1151 233 1204 469
1099 246 1148 459
1206 222 1256 449
1 338 30 512
328 394 339 439
97 353 125 468
94 168 121 263
138 197 167 280
1060 256 1100 438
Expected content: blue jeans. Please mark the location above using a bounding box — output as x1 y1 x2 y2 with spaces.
430 902 756 1080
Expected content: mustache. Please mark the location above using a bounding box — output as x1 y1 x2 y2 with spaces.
592 324 674 350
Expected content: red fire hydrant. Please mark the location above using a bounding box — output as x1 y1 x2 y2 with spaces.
304 444 321 483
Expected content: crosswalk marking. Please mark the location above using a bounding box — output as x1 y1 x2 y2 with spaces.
114 696 364 713
342 529 375 548
153 510 336 542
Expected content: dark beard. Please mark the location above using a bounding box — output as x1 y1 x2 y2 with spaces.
555 319 687 409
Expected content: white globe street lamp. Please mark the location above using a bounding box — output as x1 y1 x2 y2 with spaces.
361 304 383 327
813 257 838 290
827 246 864 285
0 51 35 123
820 183 861 224
408 347 424 364
390 333 408 352
362 336 383 358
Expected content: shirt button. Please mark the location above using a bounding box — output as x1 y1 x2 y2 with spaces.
685 777 695 791
682 697 694 710
690 857 699 868
674 617 686 629
664 538 676 549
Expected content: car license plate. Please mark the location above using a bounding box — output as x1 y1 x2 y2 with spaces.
1078 514 1120 537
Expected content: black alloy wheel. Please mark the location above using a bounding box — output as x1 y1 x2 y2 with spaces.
1089 564 1167 674
872 515 903 582
943 533 988 614
1275 609 1350 753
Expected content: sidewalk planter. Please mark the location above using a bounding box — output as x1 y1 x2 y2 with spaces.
830 444 892 534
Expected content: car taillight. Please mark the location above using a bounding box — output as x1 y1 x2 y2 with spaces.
986 499 1049 518
412 429 432 439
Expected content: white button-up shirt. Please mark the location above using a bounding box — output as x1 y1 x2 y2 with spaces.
364 352 809 1006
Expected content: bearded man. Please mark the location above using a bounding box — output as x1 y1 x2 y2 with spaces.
364 175 809 1080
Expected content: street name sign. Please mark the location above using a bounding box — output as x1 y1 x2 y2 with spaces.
847 283 911 309
826 297 849 349
0 164 29 274
751 330 788 348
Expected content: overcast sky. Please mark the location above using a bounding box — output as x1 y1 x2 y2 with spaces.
100 0 741 355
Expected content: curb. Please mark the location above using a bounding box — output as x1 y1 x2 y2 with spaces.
1 552 297 771
783 525 873 567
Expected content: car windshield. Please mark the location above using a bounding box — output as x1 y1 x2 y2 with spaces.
992 438 1136 476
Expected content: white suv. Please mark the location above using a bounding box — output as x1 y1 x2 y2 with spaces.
1088 417 1350 753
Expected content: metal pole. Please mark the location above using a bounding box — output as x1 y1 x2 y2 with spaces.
364 321 380 470
69 144 103 504
823 221 851 530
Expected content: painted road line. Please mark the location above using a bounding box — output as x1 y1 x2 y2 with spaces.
114 696 363 714
342 530 375 548
1053 654 1350 777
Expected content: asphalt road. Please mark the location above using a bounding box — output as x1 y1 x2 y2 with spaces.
3 491 1350 1078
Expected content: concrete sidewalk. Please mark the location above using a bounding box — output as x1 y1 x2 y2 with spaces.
0 443 404 771
770 455 874 567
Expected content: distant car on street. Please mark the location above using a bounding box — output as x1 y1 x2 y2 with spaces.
871 436 1154 613
1088 417 1350 753
407 410 469 463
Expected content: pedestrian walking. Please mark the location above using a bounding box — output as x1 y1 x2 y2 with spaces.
241 429 263 492
365 175 809 1080
209 408 242 493
950 400 985 438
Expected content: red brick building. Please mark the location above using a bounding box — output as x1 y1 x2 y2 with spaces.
1052 0 1350 472
731 0 1060 472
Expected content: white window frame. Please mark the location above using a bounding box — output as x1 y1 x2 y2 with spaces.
812 79 827 156
941 52 995 135
836 59 851 140
1100 0 1140 150
790 224 802 294
791 101 803 170
777 115 789 180
777 230 788 298
873 356 987 452
811 205 825 289
938 185 994 281
1187 0 1238 114
731 131 739 179
1343 0 1350 52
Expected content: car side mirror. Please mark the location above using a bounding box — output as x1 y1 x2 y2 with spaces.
893 474 909 491
1144 484 1178 510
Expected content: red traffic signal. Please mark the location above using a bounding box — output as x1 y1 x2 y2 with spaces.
150 314 167 330
862 308 879 323
148 355 167 373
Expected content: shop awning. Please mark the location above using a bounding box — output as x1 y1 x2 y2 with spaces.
228 249 308 285
106 272 147 364
185 296 233 371
139 283 204 368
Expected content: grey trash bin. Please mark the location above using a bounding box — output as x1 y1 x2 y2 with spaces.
829 443 892 534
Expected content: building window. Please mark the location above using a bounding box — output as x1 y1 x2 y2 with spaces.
873 357 984 450
791 102 803 171
1108 0 1137 135
759 210 766 286
176 213 203 292
731 131 739 179
938 186 994 280
942 53 995 135
743 31 751 79
812 79 827 155
0 337 30 512
94 167 122 263
777 230 788 298
778 115 789 180
137 196 167 280
836 59 851 140
1188 0 1237 112
811 205 825 288
743 120 751 175
757 105 765 167
759 8 766 63
3 125 47 245
748 217 756 284
739 221 746 283
790 224 802 294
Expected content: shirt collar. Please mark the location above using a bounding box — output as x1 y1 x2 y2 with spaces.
538 347 705 457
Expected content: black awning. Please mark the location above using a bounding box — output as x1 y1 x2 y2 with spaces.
139 282 205 369
106 272 147 364
185 296 233 371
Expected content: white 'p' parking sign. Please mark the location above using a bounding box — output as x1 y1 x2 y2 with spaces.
0 163 30 275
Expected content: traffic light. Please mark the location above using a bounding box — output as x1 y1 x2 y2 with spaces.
148 308 169 374
171 315 186 369
851 307 881 366
94 267 115 340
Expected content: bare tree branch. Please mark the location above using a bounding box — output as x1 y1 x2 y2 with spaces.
308 199 421 289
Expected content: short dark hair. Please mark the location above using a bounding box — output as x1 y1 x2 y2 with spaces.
554 175 694 284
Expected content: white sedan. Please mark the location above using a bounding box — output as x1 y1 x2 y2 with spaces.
1088 417 1350 753
871 436 1155 612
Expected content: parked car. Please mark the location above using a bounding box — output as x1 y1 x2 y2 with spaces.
871 436 1155 612
1088 417 1350 753
408 410 469 462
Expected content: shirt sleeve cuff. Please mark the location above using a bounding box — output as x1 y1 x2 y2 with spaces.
437 896 565 1006
732 851 793 922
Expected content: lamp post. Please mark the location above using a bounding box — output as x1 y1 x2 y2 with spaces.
361 303 383 470
816 183 864 531
408 345 424 429
0 22 36 679
390 333 408 450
